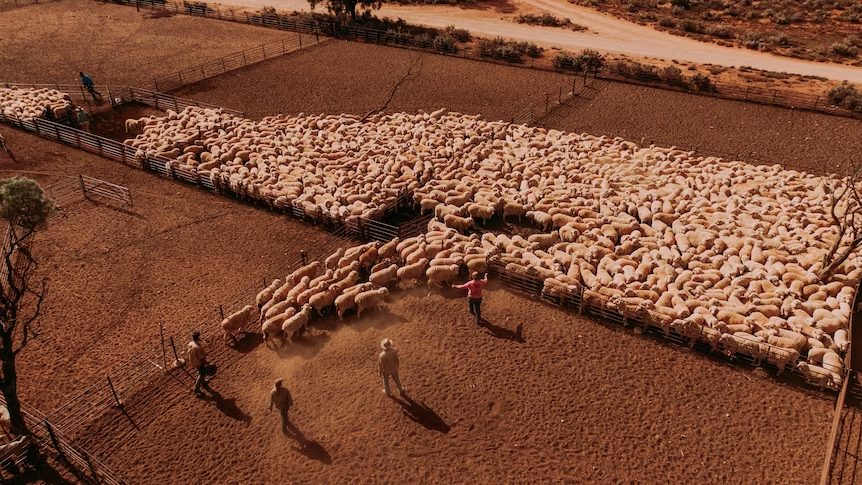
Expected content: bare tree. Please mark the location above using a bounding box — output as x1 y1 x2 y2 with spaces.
0 177 53 436
820 170 862 281
308 0 381 22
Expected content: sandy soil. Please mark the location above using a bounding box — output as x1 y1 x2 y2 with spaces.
0 0 289 86
174 40 571 122
68 286 834 484
175 40 862 173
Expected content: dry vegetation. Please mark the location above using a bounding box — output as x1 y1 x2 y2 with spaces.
570 0 862 64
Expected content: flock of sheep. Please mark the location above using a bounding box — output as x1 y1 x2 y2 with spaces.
0 87 71 121
119 105 862 390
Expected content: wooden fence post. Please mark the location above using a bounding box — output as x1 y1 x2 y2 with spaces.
78 175 86 199
262 43 267 60
96 136 103 157
43 420 65 460
107 376 123 408
160 323 168 371
219 305 225 320
299 33 302 49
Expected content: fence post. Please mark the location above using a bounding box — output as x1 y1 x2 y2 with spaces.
221 58 226 73
106 85 113 106
78 175 86 199
54 122 60 140
219 305 225 320
559 86 562 103
200 65 205 81
813 96 819 110
771 90 777 104
44 420 65 460
96 136 103 157
262 43 267 60
174 96 179 111
154 78 160 92
744 86 750 100
160 323 168 371
106 376 123 408
242 51 247 65
299 33 302 49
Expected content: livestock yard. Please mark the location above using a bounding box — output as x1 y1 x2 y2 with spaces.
1 0 862 484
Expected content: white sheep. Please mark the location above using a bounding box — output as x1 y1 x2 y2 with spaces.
282 304 313 344
354 287 389 318
335 282 374 319
221 305 253 344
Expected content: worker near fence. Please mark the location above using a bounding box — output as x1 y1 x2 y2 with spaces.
75 107 90 132
268 378 294 429
378 338 405 397
452 272 489 324
79 71 102 101
187 331 211 396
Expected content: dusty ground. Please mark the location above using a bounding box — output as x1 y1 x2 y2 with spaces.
0 0 289 86
175 40 862 173
174 40 571 122
72 284 834 484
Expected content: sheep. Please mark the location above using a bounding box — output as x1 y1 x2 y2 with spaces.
309 285 340 317
765 346 799 374
426 264 460 288
282 304 313 343
325 248 345 269
262 307 297 342
354 287 390 318
719 333 767 364
397 258 429 284
335 282 374 319
796 362 834 390
369 264 399 287
255 278 282 310
443 214 475 232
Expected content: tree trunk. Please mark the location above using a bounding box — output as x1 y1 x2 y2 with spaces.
0 344 27 437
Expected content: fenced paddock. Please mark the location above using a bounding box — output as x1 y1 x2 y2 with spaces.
106 0 862 120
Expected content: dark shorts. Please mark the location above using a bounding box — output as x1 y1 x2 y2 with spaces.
469 298 482 313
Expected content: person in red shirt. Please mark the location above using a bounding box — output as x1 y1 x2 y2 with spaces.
452 272 489 324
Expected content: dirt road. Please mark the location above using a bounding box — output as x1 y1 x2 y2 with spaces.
218 0 862 83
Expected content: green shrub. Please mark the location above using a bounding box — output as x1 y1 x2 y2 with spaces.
432 34 457 53
444 25 471 42
660 65 687 86
553 52 576 70
515 13 572 27
690 73 717 92
478 37 524 63
681 20 705 33
707 24 734 39
831 42 860 57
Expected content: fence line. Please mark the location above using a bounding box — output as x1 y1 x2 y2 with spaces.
152 35 324 92
105 0 861 120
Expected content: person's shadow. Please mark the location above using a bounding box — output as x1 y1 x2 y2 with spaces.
282 417 332 465
393 394 450 433
478 318 525 343
201 389 252 425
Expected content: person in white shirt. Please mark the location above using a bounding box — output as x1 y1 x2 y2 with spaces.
378 338 405 397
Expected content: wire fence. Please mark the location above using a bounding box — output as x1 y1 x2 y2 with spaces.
0 0 59 10
153 34 324 92
105 0 862 120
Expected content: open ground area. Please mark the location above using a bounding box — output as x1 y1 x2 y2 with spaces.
0 1 861 483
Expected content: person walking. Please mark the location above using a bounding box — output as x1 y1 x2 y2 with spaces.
75 107 90 132
378 338 405 397
78 71 102 101
187 331 210 396
453 272 489 324
268 378 294 429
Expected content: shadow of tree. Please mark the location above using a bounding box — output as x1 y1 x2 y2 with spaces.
394 395 450 433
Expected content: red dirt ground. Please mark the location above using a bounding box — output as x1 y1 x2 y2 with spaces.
0 0 290 86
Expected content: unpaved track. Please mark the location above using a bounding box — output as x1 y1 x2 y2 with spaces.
220 0 862 83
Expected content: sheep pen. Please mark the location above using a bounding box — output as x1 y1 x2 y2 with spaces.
120 105 859 388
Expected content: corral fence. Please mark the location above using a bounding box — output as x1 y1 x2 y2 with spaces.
486 256 848 396
0 395 127 484
152 35 324 92
0 83 244 123
0 0 59 10
105 0 862 120
41 174 133 207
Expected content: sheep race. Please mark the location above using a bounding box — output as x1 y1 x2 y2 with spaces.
3 2 862 481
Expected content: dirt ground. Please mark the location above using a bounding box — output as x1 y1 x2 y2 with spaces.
0 0 289 86
69 285 834 484
175 39 862 173
174 39 571 122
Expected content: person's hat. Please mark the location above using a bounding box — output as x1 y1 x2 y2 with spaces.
274 378 283 387
381 338 393 350
192 331 201 340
